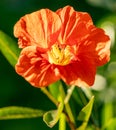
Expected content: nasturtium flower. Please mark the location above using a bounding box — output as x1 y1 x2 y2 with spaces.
14 6 111 87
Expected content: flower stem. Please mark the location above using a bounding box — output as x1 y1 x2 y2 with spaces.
59 84 76 128
64 85 75 104
41 84 76 130
41 88 58 106
59 113 66 130
65 102 75 125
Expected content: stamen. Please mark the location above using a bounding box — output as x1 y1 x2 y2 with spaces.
48 44 71 66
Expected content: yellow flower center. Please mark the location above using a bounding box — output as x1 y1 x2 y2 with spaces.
48 44 71 66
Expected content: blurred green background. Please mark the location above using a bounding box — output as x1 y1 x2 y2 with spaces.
0 0 116 130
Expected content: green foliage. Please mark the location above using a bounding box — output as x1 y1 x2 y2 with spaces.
0 106 45 120
101 102 113 127
0 31 20 67
43 97 64 128
77 96 94 130
48 81 61 100
102 118 116 130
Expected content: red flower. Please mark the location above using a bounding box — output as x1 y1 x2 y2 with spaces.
14 6 111 87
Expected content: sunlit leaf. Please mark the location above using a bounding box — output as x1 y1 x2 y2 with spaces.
76 96 94 130
86 125 95 130
43 97 64 128
0 31 20 67
102 118 116 130
0 106 45 120
101 102 113 128
48 80 61 100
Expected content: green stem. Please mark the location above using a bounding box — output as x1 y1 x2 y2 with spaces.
59 84 76 127
65 103 75 125
41 83 76 130
59 113 66 130
81 86 93 99
41 88 58 106
64 85 75 104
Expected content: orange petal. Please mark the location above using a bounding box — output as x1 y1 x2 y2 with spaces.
15 46 60 87
14 9 62 48
76 27 111 66
59 60 96 87
56 6 93 45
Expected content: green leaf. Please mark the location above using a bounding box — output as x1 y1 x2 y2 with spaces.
77 96 94 130
43 97 64 128
0 106 45 120
48 80 61 100
0 31 20 67
101 102 113 129
102 118 116 130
